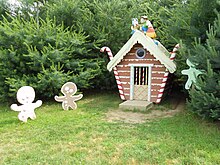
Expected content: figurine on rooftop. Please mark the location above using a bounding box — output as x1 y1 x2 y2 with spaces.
140 16 157 39
131 18 139 35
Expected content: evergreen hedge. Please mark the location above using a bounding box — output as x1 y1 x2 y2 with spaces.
0 15 105 101
187 14 220 120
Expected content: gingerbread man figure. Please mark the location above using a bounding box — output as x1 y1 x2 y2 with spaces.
10 86 42 122
55 82 83 110
181 59 203 90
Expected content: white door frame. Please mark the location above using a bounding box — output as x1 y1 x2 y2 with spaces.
129 64 153 101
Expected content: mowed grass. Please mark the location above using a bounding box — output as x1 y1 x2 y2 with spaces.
0 91 220 164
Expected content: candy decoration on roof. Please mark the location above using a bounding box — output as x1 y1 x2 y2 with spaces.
10 86 42 122
55 82 83 110
131 18 139 35
156 44 180 103
181 59 203 90
140 16 157 39
100 47 126 100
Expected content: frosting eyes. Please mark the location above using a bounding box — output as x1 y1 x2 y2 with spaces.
64 86 74 93
65 87 70 91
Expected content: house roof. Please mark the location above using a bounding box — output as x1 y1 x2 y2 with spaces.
107 30 176 73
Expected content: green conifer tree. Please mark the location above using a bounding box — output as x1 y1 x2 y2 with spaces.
187 14 220 120
0 0 10 20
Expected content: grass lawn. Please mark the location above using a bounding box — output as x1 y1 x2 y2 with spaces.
0 91 220 164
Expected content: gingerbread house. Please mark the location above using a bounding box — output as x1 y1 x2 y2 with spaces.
102 30 178 103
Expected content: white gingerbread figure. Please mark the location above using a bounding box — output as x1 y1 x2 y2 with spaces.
10 86 42 122
54 82 83 110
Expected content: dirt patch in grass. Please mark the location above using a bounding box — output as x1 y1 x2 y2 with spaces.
105 97 185 124
106 108 182 124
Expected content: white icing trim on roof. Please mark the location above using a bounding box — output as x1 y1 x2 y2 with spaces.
107 30 176 73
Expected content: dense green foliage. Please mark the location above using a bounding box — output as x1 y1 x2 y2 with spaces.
0 0 11 20
0 15 104 100
187 15 220 120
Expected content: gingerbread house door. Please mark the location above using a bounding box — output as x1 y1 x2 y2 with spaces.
129 64 153 101
133 66 148 100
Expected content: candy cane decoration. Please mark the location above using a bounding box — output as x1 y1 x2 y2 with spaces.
100 47 126 100
170 44 180 61
156 44 180 103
